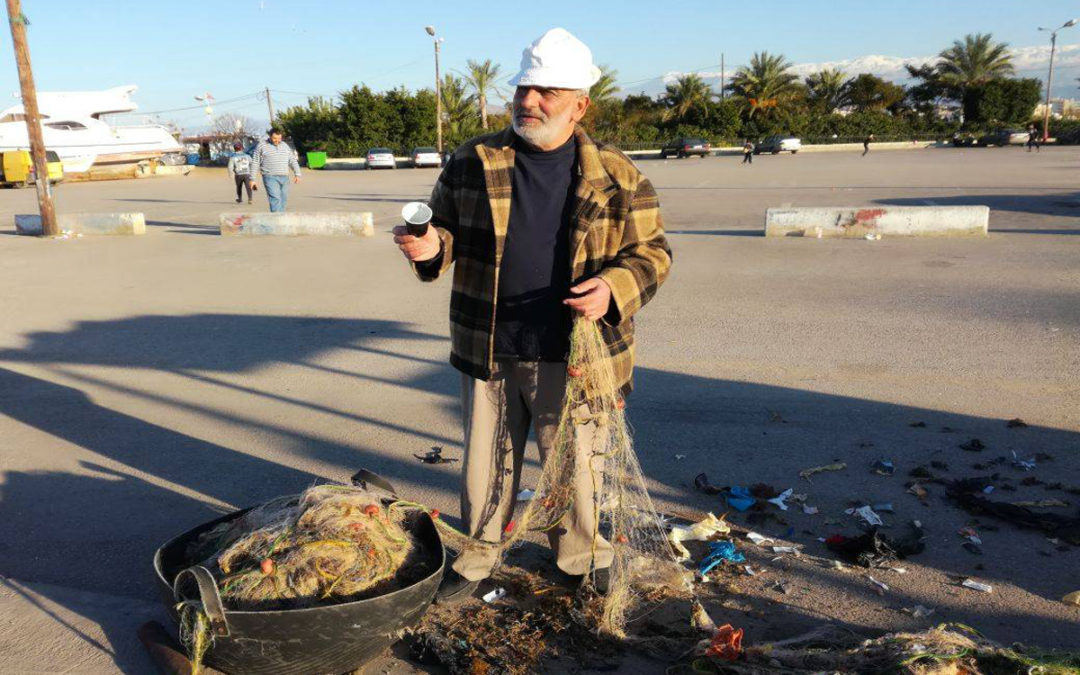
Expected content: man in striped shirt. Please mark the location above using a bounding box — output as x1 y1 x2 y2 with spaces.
250 127 301 212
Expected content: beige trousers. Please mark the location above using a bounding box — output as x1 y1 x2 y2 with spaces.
452 360 615 581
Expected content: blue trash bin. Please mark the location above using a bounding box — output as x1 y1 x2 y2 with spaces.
186 153 201 165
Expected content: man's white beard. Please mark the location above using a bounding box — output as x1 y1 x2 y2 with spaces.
512 107 573 147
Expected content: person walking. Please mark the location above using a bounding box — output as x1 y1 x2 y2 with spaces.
862 133 875 156
250 127 301 212
742 139 754 164
226 142 256 204
393 27 671 605
1027 125 1041 153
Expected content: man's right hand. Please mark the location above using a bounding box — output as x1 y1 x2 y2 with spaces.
392 224 441 262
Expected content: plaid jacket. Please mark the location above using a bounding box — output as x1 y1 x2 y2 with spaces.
412 125 671 395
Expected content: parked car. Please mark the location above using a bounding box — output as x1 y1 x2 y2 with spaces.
365 147 396 169
411 147 441 168
976 129 1028 147
660 137 710 158
951 132 978 147
754 135 801 154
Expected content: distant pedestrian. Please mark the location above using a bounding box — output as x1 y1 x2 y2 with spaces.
250 127 301 212
1026 125 1041 153
226 142 256 204
742 140 754 164
862 133 874 156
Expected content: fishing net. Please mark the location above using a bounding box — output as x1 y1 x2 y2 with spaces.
433 318 694 637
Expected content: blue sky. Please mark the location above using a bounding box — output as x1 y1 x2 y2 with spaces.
4 0 1080 132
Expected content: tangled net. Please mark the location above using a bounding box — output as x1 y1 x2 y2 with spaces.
178 484 423 673
434 318 694 637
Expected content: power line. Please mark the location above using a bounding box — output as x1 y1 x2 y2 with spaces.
137 91 262 116
616 63 724 89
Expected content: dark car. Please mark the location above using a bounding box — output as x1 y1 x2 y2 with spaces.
951 132 978 147
976 129 1027 147
660 137 710 158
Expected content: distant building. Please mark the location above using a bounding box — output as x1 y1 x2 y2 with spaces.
1033 98 1080 119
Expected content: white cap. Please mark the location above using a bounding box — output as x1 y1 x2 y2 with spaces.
507 28 601 90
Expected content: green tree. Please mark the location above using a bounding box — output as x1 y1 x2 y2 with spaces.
440 74 481 148
805 68 851 113
461 59 504 130
845 73 906 112
936 33 1014 89
589 65 620 102
963 77 1041 126
728 52 802 118
660 74 713 122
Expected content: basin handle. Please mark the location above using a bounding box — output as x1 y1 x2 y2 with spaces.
350 468 398 499
173 565 230 638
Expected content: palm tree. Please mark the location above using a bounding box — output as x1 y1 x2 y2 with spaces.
661 74 713 121
589 65 620 102
461 59 504 130
728 52 801 118
440 74 480 144
936 33 1014 88
805 68 851 113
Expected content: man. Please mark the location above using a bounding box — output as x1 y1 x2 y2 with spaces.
1027 124 1041 153
250 127 301 212
393 27 671 604
226 142 257 204
742 139 754 165
862 133 874 156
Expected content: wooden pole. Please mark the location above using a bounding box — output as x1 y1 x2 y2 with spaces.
6 0 57 236
264 86 275 124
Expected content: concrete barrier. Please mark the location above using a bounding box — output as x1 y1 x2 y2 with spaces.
15 212 146 236
220 212 375 237
764 206 989 238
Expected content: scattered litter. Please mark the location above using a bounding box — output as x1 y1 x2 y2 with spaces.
414 447 458 464
767 488 794 511
1006 418 1028 428
1011 450 1037 471
959 438 985 452
693 472 723 495
825 525 925 568
669 513 731 561
742 565 756 576
871 459 895 476
701 624 744 662
886 567 908 574
907 483 929 501
482 587 507 603
873 503 894 513
832 560 844 570
746 531 772 546
802 505 819 515
982 485 995 494
767 409 786 423
909 465 933 479
867 576 889 594
846 505 884 527
772 546 799 555
1011 499 1069 508
699 541 747 574
674 454 686 460
864 233 882 241
799 462 846 482
772 581 789 594
947 477 1080 544
1063 591 1080 606
909 421 927 428
904 604 936 618
725 486 756 512
690 599 716 632
516 489 535 501
957 527 982 545
962 579 993 593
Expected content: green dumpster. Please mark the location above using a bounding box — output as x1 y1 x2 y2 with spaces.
306 151 327 169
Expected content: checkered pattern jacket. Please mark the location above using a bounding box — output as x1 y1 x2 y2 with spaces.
413 126 671 395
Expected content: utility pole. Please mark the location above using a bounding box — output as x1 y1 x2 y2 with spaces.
425 25 443 154
264 86 276 125
1039 19 1078 142
720 53 725 100
6 0 57 236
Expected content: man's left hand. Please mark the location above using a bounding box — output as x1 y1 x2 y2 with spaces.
564 277 612 322
292 176 301 183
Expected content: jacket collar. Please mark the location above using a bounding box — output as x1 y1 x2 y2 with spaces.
478 125 615 194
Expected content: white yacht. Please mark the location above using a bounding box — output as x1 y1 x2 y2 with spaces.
0 85 183 173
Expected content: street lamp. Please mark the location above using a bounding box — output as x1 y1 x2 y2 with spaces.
1038 18 1078 142
424 25 444 154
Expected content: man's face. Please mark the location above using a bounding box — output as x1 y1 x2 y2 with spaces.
512 86 589 149
270 133 283 145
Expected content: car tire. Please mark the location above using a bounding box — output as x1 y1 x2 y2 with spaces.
772 150 780 155
677 151 685 159
791 150 798 154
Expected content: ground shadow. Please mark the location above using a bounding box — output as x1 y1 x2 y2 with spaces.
666 229 762 237
314 194 426 204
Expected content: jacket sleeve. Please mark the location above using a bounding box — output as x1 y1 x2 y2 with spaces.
596 176 672 326
249 145 261 178
226 156 235 179
289 150 302 177
410 157 458 282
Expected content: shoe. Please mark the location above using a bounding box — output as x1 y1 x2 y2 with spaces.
235 198 242 203
435 569 480 605
248 199 253 204
576 567 611 594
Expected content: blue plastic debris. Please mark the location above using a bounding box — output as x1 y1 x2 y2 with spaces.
699 541 746 575
726 486 756 512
